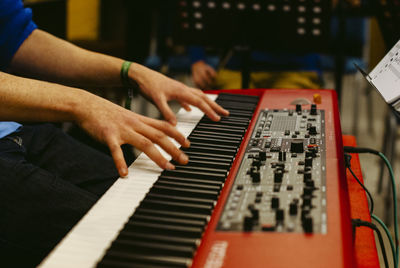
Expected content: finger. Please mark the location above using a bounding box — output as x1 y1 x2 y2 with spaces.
133 124 188 166
205 65 217 78
201 93 230 116
180 101 192 112
129 131 176 170
107 140 129 177
140 116 190 148
154 97 178 126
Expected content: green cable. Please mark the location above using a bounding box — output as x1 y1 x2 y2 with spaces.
379 152 399 268
372 214 397 267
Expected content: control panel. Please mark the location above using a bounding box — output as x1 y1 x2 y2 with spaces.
217 104 327 234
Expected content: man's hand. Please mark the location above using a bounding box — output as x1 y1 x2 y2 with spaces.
191 60 217 90
129 63 228 126
75 96 191 177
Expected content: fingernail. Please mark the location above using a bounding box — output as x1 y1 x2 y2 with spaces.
121 168 128 178
179 153 189 164
184 139 191 147
166 162 175 170
215 115 221 121
224 109 230 115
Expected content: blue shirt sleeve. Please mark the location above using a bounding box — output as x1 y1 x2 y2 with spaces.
188 46 206 64
0 0 37 70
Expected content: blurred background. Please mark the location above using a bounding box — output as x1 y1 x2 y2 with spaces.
23 0 399 265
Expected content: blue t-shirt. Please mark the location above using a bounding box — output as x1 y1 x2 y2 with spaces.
0 0 37 138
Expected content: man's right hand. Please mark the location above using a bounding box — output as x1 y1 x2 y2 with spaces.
191 60 217 89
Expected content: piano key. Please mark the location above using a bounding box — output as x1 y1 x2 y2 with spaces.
171 159 231 170
99 252 191 268
189 132 242 142
182 145 236 155
135 208 210 223
158 175 224 187
123 221 204 238
192 129 243 139
117 232 200 248
110 239 195 258
130 214 205 228
183 152 234 163
161 169 226 181
151 185 219 199
145 192 216 206
195 125 244 135
139 199 213 214
188 136 241 146
155 179 221 192
173 165 228 175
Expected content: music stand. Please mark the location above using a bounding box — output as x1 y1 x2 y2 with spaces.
171 0 332 88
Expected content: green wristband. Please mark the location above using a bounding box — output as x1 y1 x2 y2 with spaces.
121 61 133 110
120 61 133 87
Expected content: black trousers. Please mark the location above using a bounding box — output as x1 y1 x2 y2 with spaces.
0 124 120 267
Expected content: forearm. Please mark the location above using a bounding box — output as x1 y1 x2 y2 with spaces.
9 29 126 88
0 71 96 122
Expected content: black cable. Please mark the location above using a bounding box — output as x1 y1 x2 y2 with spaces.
343 146 379 155
344 153 374 214
352 219 390 268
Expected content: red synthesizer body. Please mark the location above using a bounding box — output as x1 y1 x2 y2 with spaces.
190 89 355 268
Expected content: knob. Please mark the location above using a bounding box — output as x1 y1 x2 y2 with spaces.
305 157 313 167
310 104 317 115
276 209 284 222
271 197 280 209
290 140 304 153
303 171 312 181
252 160 261 168
251 171 261 183
259 151 267 161
296 104 302 114
274 170 283 183
303 186 314 196
305 151 314 158
289 202 298 215
303 216 313 233
309 126 317 135
302 196 312 207
305 180 315 188
243 216 254 232
248 206 259 221
278 151 286 162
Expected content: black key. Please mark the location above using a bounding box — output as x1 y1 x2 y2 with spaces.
135 208 209 223
146 192 216 206
195 126 244 135
100 251 191 268
124 221 203 238
158 175 224 187
162 169 226 182
173 165 228 175
171 159 231 170
151 185 219 199
188 136 241 146
182 145 236 155
197 123 245 131
139 199 213 214
155 179 221 192
117 231 199 248
193 130 243 138
130 214 205 228
189 132 242 142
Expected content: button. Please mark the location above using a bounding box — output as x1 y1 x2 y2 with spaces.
278 151 286 162
303 216 313 233
310 104 317 115
284 130 290 136
262 224 275 231
273 184 280 192
309 126 317 135
276 209 284 221
274 170 283 183
287 185 293 191
289 203 298 215
243 216 254 232
296 104 302 114
271 197 280 209
259 151 267 161
305 180 315 188
305 157 313 167
304 171 312 180
290 140 304 153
